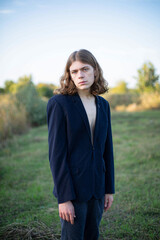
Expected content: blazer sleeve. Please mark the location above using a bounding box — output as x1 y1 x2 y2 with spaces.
47 98 76 204
103 102 115 194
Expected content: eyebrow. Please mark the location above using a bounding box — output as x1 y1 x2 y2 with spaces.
70 65 89 72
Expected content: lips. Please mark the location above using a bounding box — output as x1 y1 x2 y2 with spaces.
79 81 87 84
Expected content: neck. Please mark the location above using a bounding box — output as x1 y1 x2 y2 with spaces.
77 89 93 99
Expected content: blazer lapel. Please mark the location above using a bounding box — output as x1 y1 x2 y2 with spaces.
71 92 101 145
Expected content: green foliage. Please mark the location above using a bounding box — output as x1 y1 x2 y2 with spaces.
103 92 160 111
0 88 5 93
155 82 160 92
103 93 140 109
0 75 48 141
5 75 33 94
18 75 32 85
136 62 159 92
4 80 15 93
16 81 47 126
0 94 28 142
111 80 128 94
37 86 53 98
36 83 56 98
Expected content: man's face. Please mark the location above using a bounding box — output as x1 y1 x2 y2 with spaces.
69 61 95 91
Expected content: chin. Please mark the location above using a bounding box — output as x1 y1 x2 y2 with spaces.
78 85 91 89
78 87 90 90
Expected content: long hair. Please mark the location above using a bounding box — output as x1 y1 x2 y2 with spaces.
54 49 109 95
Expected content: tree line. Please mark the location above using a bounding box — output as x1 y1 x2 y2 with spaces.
111 62 160 94
0 61 159 143
0 61 160 96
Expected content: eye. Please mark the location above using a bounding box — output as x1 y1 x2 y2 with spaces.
71 71 77 74
83 67 88 71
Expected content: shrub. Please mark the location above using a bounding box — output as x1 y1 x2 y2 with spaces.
0 94 28 142
102 92 160 112
102 93 140 109
36 83 54 98
140 92 160 109
15 82 47 126
111 92 160 112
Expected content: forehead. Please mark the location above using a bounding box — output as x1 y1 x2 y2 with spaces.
70 61 92 71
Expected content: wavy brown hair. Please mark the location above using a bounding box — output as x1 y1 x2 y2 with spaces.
54 49 109 95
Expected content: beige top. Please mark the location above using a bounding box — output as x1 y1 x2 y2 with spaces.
79 95 97 145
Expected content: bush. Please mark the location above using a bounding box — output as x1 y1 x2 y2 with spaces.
0 94 28 142
102 93 140 109
140 92 160 109
36 84 54 98
102 92 160 112
16 82 47 126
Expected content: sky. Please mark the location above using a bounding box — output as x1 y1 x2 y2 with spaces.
0 0 160 89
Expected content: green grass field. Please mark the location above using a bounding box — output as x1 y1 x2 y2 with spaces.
0 110 160 240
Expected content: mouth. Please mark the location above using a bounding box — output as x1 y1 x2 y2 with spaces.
79 81 87 85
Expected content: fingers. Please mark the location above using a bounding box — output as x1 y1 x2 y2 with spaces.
60 212 75 224
69 212 75 225
104 199 109 212
104 199 112 211
104 194 113 212
64 213 69 222
59 201 76 224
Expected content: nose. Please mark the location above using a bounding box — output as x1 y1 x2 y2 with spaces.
78 70 84 78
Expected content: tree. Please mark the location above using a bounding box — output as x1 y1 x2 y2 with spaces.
36 83 56 98
4 80 15 93
136 62 159 92
9 75 32 93
111 80 128 94
0 88 5 94
16 81 47 126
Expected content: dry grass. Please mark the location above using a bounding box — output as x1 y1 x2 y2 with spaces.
113 92 160 112
0 221 61 240
140 92 160 109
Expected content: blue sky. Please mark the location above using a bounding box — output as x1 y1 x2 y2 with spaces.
0 0 160 88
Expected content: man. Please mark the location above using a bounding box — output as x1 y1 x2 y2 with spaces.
47 49 115 240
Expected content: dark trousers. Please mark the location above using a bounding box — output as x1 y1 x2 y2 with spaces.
60 196 105 240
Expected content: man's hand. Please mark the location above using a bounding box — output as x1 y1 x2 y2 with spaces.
59 201 76 224
104 194 113 212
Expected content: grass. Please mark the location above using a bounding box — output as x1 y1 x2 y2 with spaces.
0 110 160 239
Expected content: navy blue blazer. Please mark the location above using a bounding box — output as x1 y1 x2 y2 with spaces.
47 93 115 204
